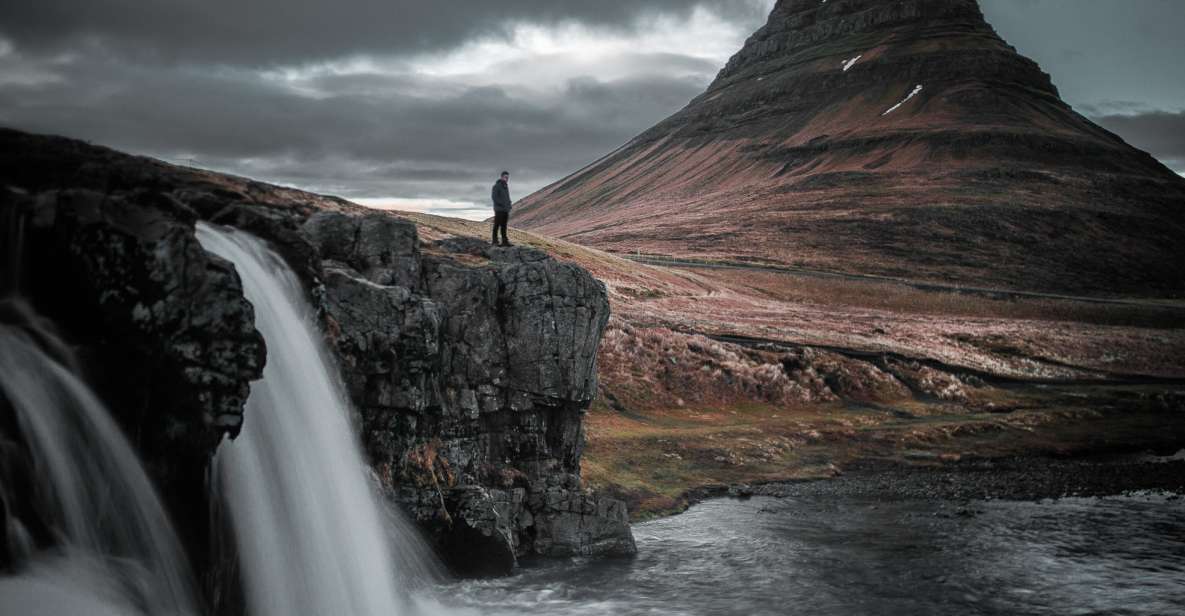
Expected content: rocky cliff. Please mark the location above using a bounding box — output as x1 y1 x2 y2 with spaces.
299 215 631 575
514 0 1185 296
0 128 633 581
1 183 266 576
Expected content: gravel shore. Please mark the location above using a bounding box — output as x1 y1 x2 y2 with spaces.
710 451 1185 505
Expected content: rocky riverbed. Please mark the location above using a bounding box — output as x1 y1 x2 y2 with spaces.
723 451 1185 503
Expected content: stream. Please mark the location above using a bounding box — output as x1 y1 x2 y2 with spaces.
432 493 1185 616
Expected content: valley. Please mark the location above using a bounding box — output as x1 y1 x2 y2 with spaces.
403 213 1185 518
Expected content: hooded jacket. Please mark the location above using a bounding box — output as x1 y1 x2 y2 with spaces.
492 179 512 213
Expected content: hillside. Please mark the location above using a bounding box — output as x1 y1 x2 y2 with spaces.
402 212 1185 516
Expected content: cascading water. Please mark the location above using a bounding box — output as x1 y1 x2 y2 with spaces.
197 223 438 616
0 206 25 295
0 302 199 616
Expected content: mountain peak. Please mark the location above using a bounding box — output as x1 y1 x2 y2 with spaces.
515 0 1185 295
715 0 996 83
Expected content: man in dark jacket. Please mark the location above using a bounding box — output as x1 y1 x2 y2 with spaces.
491 171 513 247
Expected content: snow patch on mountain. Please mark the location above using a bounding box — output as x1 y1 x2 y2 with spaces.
882 84 924 116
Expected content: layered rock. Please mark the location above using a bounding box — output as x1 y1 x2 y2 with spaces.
0 128 633 580
0 183 265 574
515 0 1185 295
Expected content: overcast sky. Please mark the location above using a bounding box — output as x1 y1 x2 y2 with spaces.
1 0 1182 220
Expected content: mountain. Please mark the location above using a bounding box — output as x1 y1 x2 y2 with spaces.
514 0 1185 296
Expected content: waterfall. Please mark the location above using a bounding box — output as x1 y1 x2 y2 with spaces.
197 223 435 616
0 303 199 616
1 204 26 295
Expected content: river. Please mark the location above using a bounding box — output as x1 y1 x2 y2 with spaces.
431 493 1185 616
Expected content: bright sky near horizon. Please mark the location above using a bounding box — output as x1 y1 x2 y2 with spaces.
1 0 1181 220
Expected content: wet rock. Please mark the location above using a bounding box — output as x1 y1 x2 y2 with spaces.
728 483 755 499
34 189 265 445
402 476 635 576
2 185 265 572
529 479 636 558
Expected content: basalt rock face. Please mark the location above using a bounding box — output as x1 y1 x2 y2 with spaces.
0 128 632 579
0 183 266 575
515 0 1185 296
299 219 632 574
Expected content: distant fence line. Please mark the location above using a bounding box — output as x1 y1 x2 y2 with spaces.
622 252 1180 309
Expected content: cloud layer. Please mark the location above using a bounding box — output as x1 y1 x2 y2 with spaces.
1 1 1181 219
0 0 774 64
0 2 771 214
1090 109 1185 171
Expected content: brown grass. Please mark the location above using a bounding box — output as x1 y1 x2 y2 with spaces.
597 319 835 412
698 267 1185 330
398 209 1185 381
391 209 1185 519
583 384 1185 520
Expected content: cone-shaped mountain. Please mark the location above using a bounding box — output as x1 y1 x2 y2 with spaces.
514 0 1185 295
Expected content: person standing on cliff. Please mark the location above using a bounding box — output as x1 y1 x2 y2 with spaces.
491 171 513 247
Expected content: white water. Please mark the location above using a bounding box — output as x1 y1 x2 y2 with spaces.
0 552 153 616
0 312 199 616
197 223 433 616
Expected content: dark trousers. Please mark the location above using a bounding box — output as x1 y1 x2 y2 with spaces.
492 211 510 245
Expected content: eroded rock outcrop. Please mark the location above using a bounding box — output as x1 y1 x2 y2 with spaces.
300 218 631 574
595 321 988 414
0 183 265 573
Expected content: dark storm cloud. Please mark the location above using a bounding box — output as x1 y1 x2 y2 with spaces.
0 45 710 200
0 0 768 65
2 0 1182 217
0 1 767 211
1090 110 1185 171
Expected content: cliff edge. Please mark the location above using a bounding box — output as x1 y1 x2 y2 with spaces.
0 127 634 581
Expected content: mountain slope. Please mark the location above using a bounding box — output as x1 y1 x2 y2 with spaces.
514 0 1185 296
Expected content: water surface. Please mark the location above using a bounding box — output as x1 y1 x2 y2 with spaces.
432 494 1185 616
